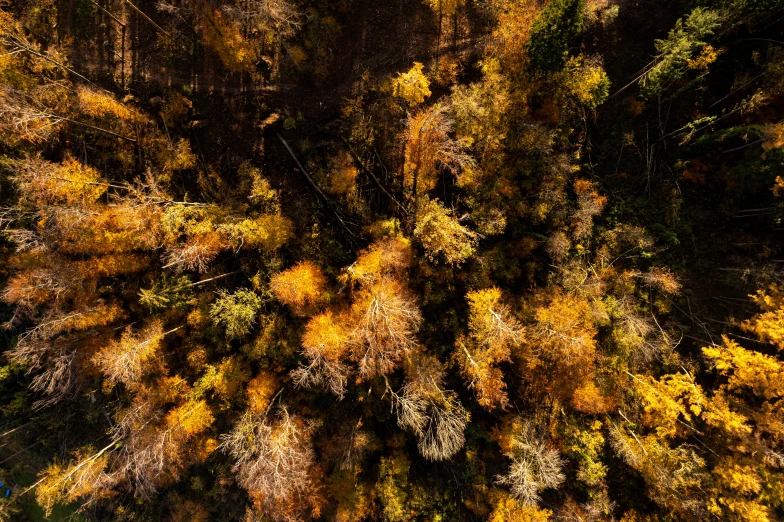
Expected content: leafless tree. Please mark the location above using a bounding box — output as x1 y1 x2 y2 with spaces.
290 350 349 398
496 419 566 506
350 280 423 379
109 400 180 498
220 407 316 518
389 356 467 461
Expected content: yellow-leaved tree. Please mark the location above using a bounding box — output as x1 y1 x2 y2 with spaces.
454 287 523 409
392 62 431 106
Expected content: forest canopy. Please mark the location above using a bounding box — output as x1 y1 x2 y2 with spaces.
1 0 784 521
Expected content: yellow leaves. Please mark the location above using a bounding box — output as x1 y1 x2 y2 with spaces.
455 288 522 409
93 321 165 388
560 55 611 109
413 198 478 266
247 371 280 414
715 461 763 496
44 303 124 339
686 44 721 71
703 336 784 399
165 400 215 439
450 58 510 160
632 373 700 438
532 291 597 361
773 175 784 198
36 450 113 516
633 364 752 442
162 205 291 272
79 253 150 276
270 261 327 315
199 8 256 73
392 62 431 106
700 390 751 438
571 179 607 240
77 86 142 123
466 287 523 351
163 138 197 172
743 285 784 350
302 311 352 361
345 235 413 285
55 203 162 255
12 155 108 206
488 0 540 75
219 214 293 252
706 458 774 522
191 356 252 401
327 152 359 195
488 491 552 522
571 379 614 414
404 104 476 195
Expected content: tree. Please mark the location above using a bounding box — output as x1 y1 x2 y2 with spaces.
349 279 422 379
36 448 115 516
742 285 784 350
496 418 566 506
390 355 468 461
640 8 721 97
210 289 262 339
560 55 611 109
703 335 784 399
270 261 327 316
454 287 523 409
570 179 608 240
291 311 352 397
92 321 167 389
404 103 477 196
220 407 321 521
525 0 584 72
414 198 478 265
344 236 414 286
392 62 431 106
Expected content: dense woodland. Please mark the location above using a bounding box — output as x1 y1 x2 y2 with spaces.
1 0 784 520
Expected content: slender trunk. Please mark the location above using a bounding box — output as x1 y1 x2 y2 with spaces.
66 0 75 38
436 7 442 70
121 24 126 89
453 12 458 51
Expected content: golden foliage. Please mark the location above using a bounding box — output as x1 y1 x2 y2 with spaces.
199 9 256 73
703 336 784 399
77 86 143 123
270 261 327 315
12 155 107 206
327 152 359 195
560 55 611 108
742 285 784 349
36 450 114 516
93 321 166 388
414 199 478 265
392 62 431 106
165 400 215 438
455 287 522 409
488 0 540 75
488 491 552 522
345 236 413 285
247 371 280 413
404 104 477 194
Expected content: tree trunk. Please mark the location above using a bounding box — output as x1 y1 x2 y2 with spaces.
436 6 442 70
